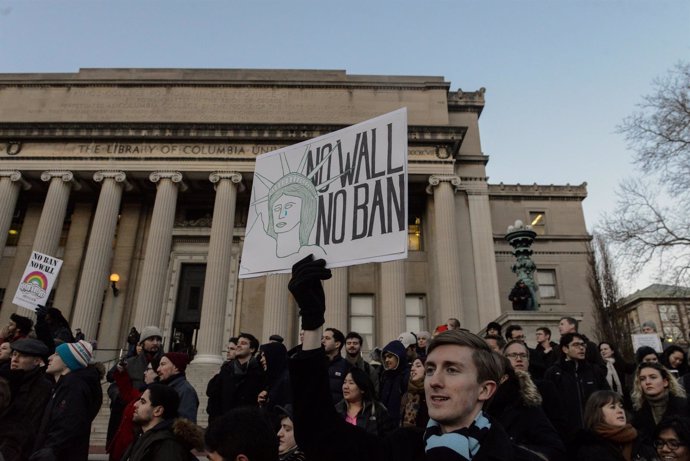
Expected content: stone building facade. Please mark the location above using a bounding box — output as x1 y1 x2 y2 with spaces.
0 69 593 366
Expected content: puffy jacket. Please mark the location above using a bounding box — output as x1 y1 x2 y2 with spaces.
335 399 396 437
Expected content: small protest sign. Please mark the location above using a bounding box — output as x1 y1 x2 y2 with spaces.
240 108 408 278
631 333 663 353
12 251 63 311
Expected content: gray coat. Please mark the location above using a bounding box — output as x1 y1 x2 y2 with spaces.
164 373 199 423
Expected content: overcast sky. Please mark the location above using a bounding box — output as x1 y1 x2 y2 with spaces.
1 0 688 292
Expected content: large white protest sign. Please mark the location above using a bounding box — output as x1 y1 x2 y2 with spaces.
12 251 63 311
240 108 408 278
631 333 663 353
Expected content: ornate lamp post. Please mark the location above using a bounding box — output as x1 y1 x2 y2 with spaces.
505 220 540 310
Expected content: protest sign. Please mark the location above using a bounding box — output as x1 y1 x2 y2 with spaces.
631 333 663 353
12 251 63 311
240 108 408 278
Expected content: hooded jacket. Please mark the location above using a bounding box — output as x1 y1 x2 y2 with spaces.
379 340 409 420
30 365 103 461
260 342 292 410
485 370 565 461
121 418 204 461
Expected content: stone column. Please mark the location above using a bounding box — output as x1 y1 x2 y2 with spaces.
71 172 130 340
380 260 406 343
324 267 348 332
465 186 502 326
34 171 79 257
133 172 184 329
0 171 29 261
427 175 463 324
262 274 290 341
194 172 242 364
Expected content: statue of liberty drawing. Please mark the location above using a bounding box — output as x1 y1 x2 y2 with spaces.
241 142 346 275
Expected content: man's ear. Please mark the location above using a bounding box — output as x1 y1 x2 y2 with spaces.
234 455 249 461
477 380 498 402
152 405 165 418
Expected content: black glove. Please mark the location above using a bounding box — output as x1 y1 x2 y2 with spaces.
288 255 332 330
35 305 47 321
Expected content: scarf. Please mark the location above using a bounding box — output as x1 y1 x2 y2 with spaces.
605 358 623 394
424 411 491 460
594 423 638 461
647 391 669 424
402 378 424 427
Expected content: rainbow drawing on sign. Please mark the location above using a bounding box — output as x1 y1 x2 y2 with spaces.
19 271 48 298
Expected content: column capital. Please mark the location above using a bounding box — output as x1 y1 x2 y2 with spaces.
41 170 81 190
149 171 187 191
94 171 133 191
0 170 31 190
149 171 183 183
426 174 461 194
209 172 245 192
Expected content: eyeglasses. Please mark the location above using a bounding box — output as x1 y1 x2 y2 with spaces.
654 439 685 450
569 342 586 348
505 353 529 360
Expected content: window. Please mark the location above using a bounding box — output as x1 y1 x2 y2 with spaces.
536 269 558 299
529 211 546 235
349 295 375 351
405 295 426 332
408 217 422 251
659 304 684 341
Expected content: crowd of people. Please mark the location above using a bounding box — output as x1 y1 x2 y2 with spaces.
1 257 690 460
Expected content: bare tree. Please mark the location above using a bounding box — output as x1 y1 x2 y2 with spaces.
588 233 633 360
604 61 690 285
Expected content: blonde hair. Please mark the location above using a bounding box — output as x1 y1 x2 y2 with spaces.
631 362 687 411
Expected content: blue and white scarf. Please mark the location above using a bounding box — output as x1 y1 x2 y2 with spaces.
423 411 491 460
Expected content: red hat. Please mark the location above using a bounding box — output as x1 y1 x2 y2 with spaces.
164 352 190 373
434 324 448 334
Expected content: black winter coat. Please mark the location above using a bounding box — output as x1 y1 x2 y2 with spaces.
289 347 540 461
572 429 656 461
121 418 204 461
631 395 689 444
206 358 266 422
485 371 565 461
30 366 103 461
327 354 351 405
544 359 610 442
334 399 396 437
0 367 53 461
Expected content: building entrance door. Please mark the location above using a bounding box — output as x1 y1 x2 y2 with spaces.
171 263 206 357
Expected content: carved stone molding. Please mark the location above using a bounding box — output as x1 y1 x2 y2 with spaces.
426 175 461 195
40 170 82 190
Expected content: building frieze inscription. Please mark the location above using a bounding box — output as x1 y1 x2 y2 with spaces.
0 142 438 160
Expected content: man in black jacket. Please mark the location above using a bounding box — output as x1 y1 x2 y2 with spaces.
206 332 266 422
287 255 536 461
543 333 610 444
0 339 53 461
122 383 204 461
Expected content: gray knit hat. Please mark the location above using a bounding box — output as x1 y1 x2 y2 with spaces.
139 326 163 343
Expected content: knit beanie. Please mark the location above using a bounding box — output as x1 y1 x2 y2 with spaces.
56 340 93 371
164 352 190 373
139 326 163 343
